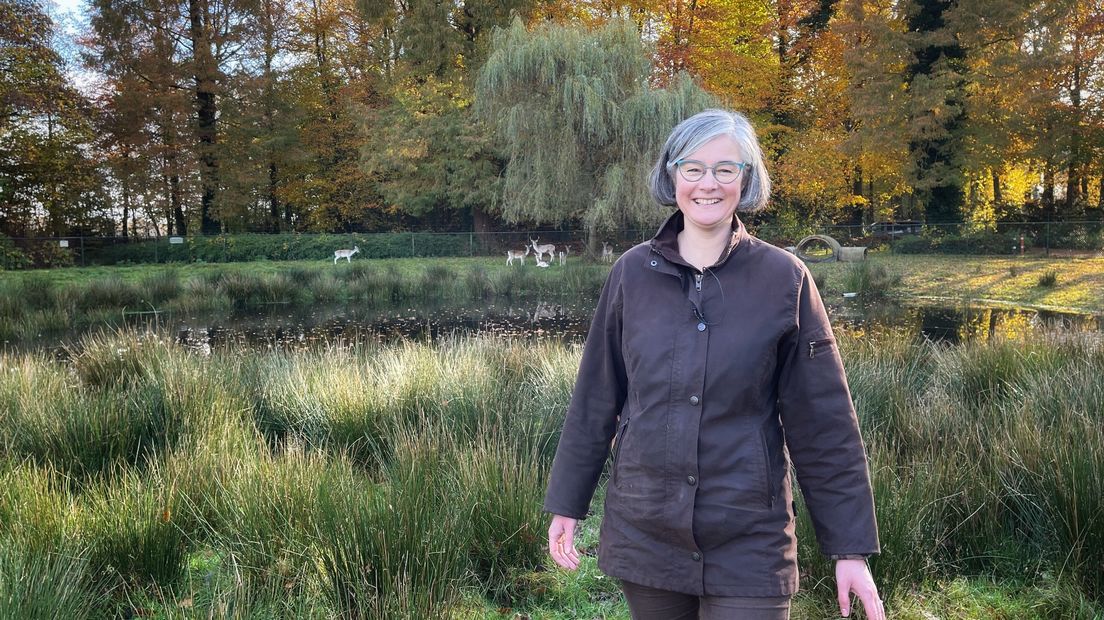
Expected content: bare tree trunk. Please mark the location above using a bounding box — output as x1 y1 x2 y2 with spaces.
268 162 280 231
852 164 864 223
1065 33 1083 212
147 202 162 237
1098 172 1103 213
121 172 131 238
991 169 1002 205
867 178 875 223
1042 159 1055 217
190 0 221 235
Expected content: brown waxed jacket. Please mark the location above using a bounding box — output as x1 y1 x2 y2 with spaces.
543 211 879 597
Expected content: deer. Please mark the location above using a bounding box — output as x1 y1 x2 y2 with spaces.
507 246 529 266
529 237 556 264
333 246 360 264
601 242 614 264
558 246 570 266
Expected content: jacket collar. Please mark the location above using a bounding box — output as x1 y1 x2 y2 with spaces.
648 210 748 273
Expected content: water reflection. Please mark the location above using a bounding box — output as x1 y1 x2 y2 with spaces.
6 294 1101 355
834 299 1101 344
173 297 595 354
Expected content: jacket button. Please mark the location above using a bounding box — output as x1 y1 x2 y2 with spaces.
691 552 701 561
687 475 696 485
697 322 706 332
689 395 700 405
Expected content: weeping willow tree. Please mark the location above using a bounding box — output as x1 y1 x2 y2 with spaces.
475 18 715 245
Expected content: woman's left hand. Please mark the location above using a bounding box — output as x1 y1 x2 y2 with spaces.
835 558 884 620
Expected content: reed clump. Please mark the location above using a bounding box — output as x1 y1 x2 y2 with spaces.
841 261 901 298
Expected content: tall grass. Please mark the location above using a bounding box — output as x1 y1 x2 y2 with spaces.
840 261 901 298
0 541 103 619
2 327 1103 615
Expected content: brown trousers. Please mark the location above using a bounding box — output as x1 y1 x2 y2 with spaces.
621 580 791 620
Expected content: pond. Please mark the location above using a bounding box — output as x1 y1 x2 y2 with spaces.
161 296 1102 354
6 294 1100 355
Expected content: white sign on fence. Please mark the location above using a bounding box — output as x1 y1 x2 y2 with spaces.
169 237 184 244
59 240 69 248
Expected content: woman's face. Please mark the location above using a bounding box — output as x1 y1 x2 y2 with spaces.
673 135 745 234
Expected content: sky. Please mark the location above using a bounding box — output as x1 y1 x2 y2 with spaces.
47 0 100 94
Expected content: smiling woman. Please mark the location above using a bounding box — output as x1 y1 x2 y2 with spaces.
544 109 885 620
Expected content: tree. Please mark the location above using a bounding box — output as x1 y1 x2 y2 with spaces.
835 0 913 223
0 0 107 238
476 18 716 244
360 76 503 232
903 0 968 225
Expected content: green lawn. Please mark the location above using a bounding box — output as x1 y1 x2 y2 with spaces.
810 253 1104 314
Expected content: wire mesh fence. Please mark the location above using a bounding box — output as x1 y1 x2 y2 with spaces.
2 221 1103 269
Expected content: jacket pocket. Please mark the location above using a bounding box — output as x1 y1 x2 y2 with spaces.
808 337 835 359
759 429 776 509
612 417 630 489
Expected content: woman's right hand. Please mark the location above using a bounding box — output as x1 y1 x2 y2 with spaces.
548 514 580 570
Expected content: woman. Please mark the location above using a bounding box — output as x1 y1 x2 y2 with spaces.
543 109 884 620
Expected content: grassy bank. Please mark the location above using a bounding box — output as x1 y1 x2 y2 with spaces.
0 258 609 344
810 254 1104 314
1 328 1102 618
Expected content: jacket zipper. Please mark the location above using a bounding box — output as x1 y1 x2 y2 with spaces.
612 417 629 487
760 430 776 509
808 338 834 359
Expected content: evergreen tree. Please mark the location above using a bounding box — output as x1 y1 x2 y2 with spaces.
904 0 968 225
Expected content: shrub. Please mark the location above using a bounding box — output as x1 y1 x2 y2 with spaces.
1037 270 1058 287
20 240 76 268
0 235 30 270
892 230 1020 255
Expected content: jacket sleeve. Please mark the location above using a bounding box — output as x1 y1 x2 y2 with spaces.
776 265 880 557
543 259 628 520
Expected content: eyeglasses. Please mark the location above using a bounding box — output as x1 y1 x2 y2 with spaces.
672 159 751 184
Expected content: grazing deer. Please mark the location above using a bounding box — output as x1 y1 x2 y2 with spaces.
535 259 550 268
334 246 360 264
529 237 556 264
601 242 614 264
506 246 529 266
558 246 570 266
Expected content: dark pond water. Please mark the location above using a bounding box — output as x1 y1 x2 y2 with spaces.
169 298 596 354
163 296 1099 354
7 294 1101 355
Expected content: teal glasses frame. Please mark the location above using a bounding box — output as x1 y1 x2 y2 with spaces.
672 159 751 184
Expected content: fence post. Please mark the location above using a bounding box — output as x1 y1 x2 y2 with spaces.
469 232 473 256
80 235 85 266
411 232 415 257
1045 222 1050 257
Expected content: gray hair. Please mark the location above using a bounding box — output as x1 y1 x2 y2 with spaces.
648 109 771 212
